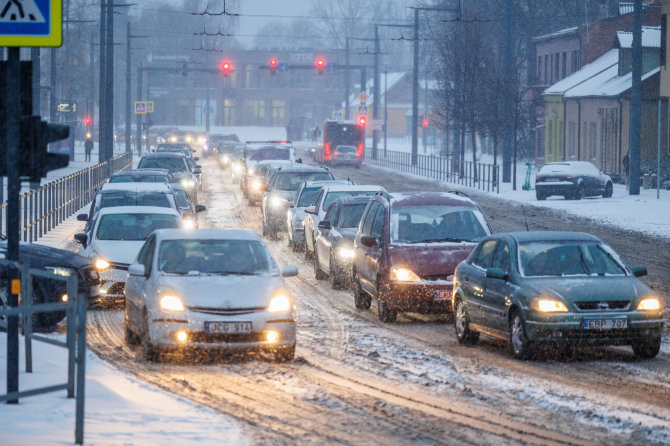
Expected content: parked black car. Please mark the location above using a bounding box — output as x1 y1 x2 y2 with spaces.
0 240 99 332
535 161 613 200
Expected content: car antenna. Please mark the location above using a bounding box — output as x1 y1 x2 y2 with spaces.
521 205 530 231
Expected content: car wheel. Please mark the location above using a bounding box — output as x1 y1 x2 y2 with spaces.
377 299 397 323
603 182 613 198
124 314 140 345
142 312 161 362
509 310 535 360
329 253 344 289
274 344 295 362
313 251 327 280
454 299 479 345
353 277 371 310
632 337 661 359
535 191 546 201
574 183 585 200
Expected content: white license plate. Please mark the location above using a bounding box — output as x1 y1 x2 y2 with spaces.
583 318 628 330
434 290 451 301
205 321 252 334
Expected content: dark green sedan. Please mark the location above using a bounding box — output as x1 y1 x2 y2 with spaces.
452 231 664 359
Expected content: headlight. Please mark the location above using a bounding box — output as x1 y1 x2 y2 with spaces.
533 298 568 313
182 217 196 230
247 168 254 175
181 179 195 188
95 258 110 271
271 196 287 209
637 297 661 311
233 164 243 173
390 267 421 282
198 137 207 144
252 180 262 191
268 294 291 312
185 136 193 143
160 295 184 311
337 247 355 259
222 155 230 162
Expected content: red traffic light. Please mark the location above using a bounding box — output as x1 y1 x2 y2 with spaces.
315 58 326 69
269 58 277 68
220 60 232 76
84 116 92 126
422 118 429 128
358 116 367 127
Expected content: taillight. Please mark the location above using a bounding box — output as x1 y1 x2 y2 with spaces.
357 144 363 157
333 152 339 157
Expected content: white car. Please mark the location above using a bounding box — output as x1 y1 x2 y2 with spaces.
123 229 298 361
303 185 386 258
74 206 183 304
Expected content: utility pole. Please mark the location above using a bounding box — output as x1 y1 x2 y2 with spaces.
50 47 57 122
136 63 143 155
89 39 94 120
629 0 642 195
411 7 420 165
31 48 40 115
126 23 148 155
98 0 106 162
345 37 350 120
384 66 388 157
502 0 514 183
205 74 211 133
104 0 115 159
372 26 381 160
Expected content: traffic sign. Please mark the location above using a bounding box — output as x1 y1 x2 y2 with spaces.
359 92 368 104
357 105 369 116
0 0 63 47
278 62 288 72
146 101 154 113
134 101 147 114
332 110 344 120
326 62 337 73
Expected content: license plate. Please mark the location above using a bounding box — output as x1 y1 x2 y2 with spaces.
583 318 628 330
205 321 252 334
434 290 451 301
545 177 558 182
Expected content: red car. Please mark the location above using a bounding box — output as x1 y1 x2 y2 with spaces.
352 192 492 322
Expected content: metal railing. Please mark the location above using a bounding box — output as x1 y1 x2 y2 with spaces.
0 261 87 444
364 149 500 193
0 152 132 241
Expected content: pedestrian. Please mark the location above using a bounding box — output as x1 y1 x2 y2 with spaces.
84 137 93 162
622 151 630 189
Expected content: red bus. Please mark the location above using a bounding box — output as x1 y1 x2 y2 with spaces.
315 120 364 165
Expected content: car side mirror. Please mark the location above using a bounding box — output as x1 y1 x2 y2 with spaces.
360 235 377 247
631 266 647 277
194 157 200 161
282 265 298 277
77 213 89 221
128 263 147 277
305 206 317 215
485 267 508 281
195 205 206 213
318 220 331 230
297 158 303 164
74 233 88 247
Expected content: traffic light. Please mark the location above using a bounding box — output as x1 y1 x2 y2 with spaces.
220 60 232 77
269 57 278 75
422 117 429 128
84 115 92 126
315 57 326 75
16 116 70 182
358 116 367 127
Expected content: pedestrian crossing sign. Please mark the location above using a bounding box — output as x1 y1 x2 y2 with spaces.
134 101 147 114
357 105 369 116
146 101 154 113
0 0 62 47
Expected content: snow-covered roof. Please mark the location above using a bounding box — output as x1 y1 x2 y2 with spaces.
543 49 619 95
533 26 579 42
565 66 659 98
346 72 413 108
615 26 661 49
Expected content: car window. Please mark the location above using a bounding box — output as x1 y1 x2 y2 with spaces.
322 190 378 212
338 204 367 228
473 240 497 269
323 203 338 224
490 242 510 272
361 201 381 235
138 158 187 172
99 192 172 209
96 213 180 241
518 240 627 277
158 239 272 275
370 207 385 240
274 172 334 191
297 187 321 207
173 189 191 208
312 190 325 208
136 235 156 274
389 205 490 244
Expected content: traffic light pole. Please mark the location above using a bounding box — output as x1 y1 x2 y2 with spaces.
136 63 143 155
345 37 350 120
5 47 21 405
411 8 420 166
98 0 106 162
372 26 380 161
125 22 131 154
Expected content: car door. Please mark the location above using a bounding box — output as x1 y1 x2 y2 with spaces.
306 189 325 250
316 203 338 273
126 235 155 329
366 203 386 298
464 239 497 326
481 241 512 333
357 201 381 293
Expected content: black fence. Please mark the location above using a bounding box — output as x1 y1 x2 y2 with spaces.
0 152 132 241
364 149 500 193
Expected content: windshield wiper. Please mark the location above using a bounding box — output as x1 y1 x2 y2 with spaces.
410 237 470 244
577 246 592 275
208 271 258 276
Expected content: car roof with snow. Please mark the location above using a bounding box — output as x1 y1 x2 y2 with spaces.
111 168 170 176
501 231 602 243
98 183 173 193
141 152 188 159
321 184 386 193
303 179 352 189
388 191 478 208
152 228 263 242
95 206 181 217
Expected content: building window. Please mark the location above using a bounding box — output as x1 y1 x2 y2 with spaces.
544 55 549 84
572 50 581 72
562 52 567 79
223 99 236 126
590 122 597 160
537 56 542 82
272 100 285 126
555 53 560 81
568 121 576 159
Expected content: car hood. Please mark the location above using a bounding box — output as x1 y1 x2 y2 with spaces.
91 240 145 265
271 190 297 202
388 243 477 276
158 274 284 308
0 241 91 269
524 276 651 302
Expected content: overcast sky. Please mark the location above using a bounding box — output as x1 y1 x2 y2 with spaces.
236 0 312 47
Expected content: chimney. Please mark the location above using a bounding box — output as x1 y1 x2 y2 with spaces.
599 3 609 20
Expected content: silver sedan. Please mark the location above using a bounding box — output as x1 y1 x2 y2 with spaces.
124 228 298 361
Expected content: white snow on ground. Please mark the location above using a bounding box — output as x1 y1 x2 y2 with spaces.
0 333 248 446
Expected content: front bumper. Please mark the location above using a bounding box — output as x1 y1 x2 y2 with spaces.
525 311 664 345
266 206 289 231
97 267 128 302
147 308 297 351
383 281 453 314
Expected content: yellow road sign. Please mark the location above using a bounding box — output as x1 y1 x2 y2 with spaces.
0 0 63 47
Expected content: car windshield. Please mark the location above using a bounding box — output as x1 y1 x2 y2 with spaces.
274 172 334 191
158 239 272 275
96 213 180 241
297 187 322 207
250 147 291 162
323 190 377 211
518 240 627 277
390 206 490 244
109 175 168 183
138 158 187 173
338 204 367 228
173 190 191 208
337 145 356 154
98 192 172 209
